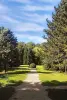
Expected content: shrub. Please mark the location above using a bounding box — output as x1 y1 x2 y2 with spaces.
30 63 36 68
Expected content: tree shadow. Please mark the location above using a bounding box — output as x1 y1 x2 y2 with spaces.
8 66 29 71
0 80 23 100
10 82 67 100
7 66 29 72
0 82 44 100
46 88 67 100
7 70 29 75
7 82 45 100
0 86 15 100
8 80 23 86
1 81 67 100
42 80 67 100
0 66 30 76
37 71 53 74
42 80 67 86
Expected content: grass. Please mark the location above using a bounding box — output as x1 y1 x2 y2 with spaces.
0 65 30 87
36 65 67 86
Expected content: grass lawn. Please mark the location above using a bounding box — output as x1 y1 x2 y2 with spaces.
37 65 67 86
0 65 30 87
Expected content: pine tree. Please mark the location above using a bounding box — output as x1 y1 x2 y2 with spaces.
43 0 67 72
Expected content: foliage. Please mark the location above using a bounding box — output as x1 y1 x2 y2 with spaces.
17 42 25 64
23 46 28 65
43 0 67 72
27 48 35 65
0 27 19 72
33 46 44 65
30 63 36 68
26 42 35 49
0 65 29 87
17 42 43 65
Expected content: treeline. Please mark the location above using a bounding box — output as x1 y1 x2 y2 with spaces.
0 27 44 72
17 42 44 65
43 0 67 72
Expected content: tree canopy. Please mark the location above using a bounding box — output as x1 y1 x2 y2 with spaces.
43 0 67 72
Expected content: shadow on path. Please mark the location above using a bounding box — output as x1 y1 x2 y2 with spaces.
1 68 67 100
8 81 67 100
1 81 67 100
9 82 46 100
0 80 24 100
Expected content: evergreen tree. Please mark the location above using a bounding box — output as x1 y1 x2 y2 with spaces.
43 0 67 72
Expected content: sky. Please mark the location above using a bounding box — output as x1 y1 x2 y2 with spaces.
0 0 61 43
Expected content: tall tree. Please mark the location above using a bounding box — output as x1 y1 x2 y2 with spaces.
23 46 28 65
27 48 35 65
17 42 25 65
43 0 67 72
0 27 18 72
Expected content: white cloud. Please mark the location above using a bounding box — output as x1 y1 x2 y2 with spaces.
9 0 61 4
14 22 44 32
0 15 19 23
15 33 47 43
20 5 54 11
39 0 61 4
0 0 60 43
9 0 31 3
22 12 52 23
0 13 45 32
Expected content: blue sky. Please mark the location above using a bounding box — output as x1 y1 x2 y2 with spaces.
0 0 61 43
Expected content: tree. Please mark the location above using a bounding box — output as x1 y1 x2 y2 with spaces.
43 0 67 72
17 42 25 65
23 46 28 65
33 46 44 65
0 27 18 72
27 48 35 65
26 42 35 49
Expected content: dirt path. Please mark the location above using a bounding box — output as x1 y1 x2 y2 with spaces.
9 69 50 100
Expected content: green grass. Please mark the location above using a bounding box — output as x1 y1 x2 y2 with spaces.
37 65 67 86
0 65 30 87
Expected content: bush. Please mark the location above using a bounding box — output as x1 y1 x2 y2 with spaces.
30 63 36 68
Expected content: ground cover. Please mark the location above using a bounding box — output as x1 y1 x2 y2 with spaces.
36 65 67 86
0 65 30 87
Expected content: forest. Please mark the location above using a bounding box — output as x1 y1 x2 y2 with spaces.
0 0 67 73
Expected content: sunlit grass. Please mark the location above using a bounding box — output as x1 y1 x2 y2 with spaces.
37 65 67 85
0 65 30 87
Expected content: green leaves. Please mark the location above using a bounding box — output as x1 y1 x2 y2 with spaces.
0 27 19 72
43 0 67 72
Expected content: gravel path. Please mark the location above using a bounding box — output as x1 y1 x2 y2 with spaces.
9 69 50 100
